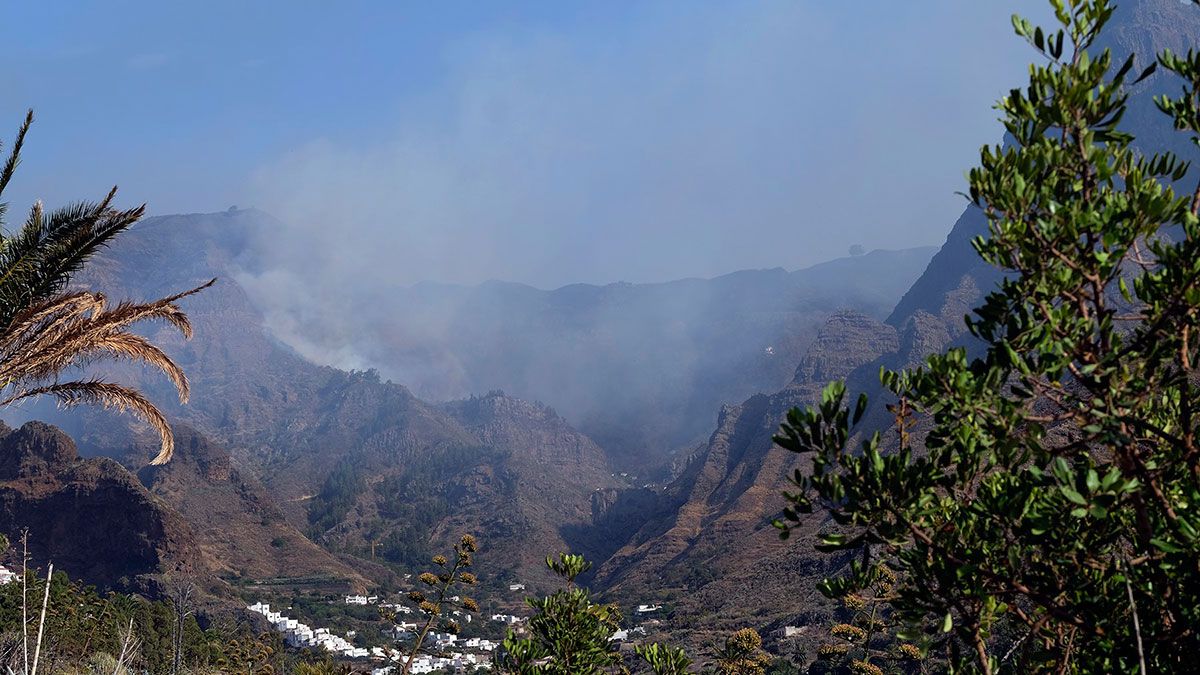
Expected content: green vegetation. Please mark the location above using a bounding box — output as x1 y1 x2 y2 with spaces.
494 554 625 674
492 554 772 674
306 460 366 537
774 0 1200 671
0 565 246 673
307 445 509 567
0 563 369 674
636 642 693 675
371 446 502 567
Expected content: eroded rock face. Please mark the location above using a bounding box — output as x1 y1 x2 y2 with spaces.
790 309 898 387
0 422 201 595
437 392 618 586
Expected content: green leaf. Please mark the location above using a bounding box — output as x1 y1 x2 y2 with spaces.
852 393 868 425
1151 538 1184 554
1060 486 1088 506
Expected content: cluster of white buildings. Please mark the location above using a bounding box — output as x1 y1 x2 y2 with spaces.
368 633 498 673
489 613 523 625
610 626 648 642
247 602 369 659
372 649 492 674
247 599 501 672
345 594 381 605
461 637 499 652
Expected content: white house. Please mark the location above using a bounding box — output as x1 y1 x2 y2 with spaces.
247 599 371 660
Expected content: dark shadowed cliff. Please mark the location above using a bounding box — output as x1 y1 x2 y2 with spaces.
0 422 202 595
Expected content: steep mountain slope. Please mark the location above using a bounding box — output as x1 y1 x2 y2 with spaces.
281 384 618 587
135 426 369 589
72 206 932 477
591 0 1200 643
437 394 617 579
6 203 935 588
55 209 932 470
0 422 205 595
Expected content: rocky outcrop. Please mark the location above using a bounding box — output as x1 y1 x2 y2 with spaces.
789 309 898 389
0 422 202 595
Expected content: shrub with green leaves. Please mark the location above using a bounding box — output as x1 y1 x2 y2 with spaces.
636 642 692 675
493 554 624 675
774 0 1200 672
493 553 715 675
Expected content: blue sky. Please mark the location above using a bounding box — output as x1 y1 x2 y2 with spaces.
2 1 1048 287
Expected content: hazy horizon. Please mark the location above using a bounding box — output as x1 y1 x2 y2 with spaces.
3 1 1053 291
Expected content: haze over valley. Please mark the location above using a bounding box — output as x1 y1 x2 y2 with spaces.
0 1 1198 673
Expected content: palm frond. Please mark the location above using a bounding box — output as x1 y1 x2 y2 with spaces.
1 291 106 344
0 191 145 329
0 293 108 379
0 109 32 206
0 380 175 464
73 332 189 402
36 189 145 279
79 279 214 341
0 111 211 466
0 281 215 463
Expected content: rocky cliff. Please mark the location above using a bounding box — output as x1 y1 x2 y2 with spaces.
591 311 896 637
0 422 203 595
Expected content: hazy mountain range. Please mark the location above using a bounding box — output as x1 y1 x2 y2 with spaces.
0 206 930 600
0 0 1194 650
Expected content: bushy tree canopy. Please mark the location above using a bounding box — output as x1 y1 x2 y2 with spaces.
775 0 1200 672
